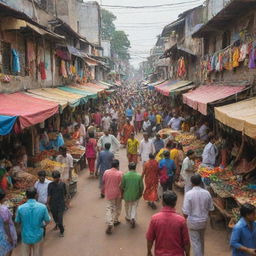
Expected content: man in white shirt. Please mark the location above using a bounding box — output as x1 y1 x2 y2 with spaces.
102 114 111 131
56 146 74 182
97 130 120 155
202 136 218 167
182 174 214 256
181 150 196 193
84 112 90 128
168 111 185 131
142 118 151 134
34 170 51 205
139 133 155 164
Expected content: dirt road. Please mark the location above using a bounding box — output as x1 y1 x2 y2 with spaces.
13 141 231 256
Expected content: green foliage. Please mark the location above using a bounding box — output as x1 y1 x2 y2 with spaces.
101 9 116 40
101 8 131 60
111 30 131 60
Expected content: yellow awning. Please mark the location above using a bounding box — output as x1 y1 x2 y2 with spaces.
215 97 256 138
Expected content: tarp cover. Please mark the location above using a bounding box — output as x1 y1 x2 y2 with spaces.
0 115 17 135
58 86 97 99
148 80 166 90
215 97 256 139
156 80 193 96
0 92 59 131
183 85 245 115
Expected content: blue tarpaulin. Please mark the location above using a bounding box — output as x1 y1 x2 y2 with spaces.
0 115 17 135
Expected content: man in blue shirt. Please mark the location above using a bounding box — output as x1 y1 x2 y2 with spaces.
96 143 114 198
126 105 134 121
159 151 176 191
153 133 165 154
230 203 256 256
15 187 50 256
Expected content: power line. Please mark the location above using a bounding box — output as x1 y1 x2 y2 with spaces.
100 0 201 9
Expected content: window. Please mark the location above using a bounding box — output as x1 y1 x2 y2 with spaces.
0 41 11 74
222 31 231 49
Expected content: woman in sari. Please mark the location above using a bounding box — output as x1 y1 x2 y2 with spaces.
0 191 17 256
142 154 159 209
85 133 97 176
120 119 135 146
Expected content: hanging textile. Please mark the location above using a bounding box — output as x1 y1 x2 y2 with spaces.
39 62 47 80
177 57 186 77
232 47 240 68
12 49 21 73
248 43 256 69
239 44 247 62
61 60 68 78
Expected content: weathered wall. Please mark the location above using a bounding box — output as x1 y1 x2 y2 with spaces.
101 40 111 58
207 0 231 20
76 1 101 45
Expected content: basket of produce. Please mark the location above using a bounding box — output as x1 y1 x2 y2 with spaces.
158 128 180 138
39 159 66 176
13 172 37 190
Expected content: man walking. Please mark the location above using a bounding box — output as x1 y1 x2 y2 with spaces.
182 174 214 256
96 143 114 198
48 171 67 237
127 133 139 163
103 159 123 235
146 191 190 256
15 187 51 256
97 129 120 156
230 203 256 256
121 163 144 228
139 133 155 165
34 170 51 205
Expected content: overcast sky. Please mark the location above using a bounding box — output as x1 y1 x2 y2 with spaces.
94 0 203 68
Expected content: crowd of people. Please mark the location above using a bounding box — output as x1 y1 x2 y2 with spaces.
0 83 256 256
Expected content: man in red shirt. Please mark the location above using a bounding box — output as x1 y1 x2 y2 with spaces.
103 159 123 235
146 191 190 256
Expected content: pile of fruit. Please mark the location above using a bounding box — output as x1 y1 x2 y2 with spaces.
39 159 66 174
13 172 37 189
198 166 224 178
158 128 180 138
175 133 196 145
67 145 85 157
30 149 58 162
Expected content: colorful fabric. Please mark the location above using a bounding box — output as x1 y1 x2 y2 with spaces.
85 138 97 158
127 138 139 155
61 60 68 78
121 124 135 145
12 49 21 73
39 62 46 80
0 205 17 255
143 159 159 202
232 47 240 68
0 115 17 135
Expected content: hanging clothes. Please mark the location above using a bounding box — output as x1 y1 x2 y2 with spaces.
39 62 47 80
232 47 240 68
12 49 21 73
61 60 68 78
239 44 247 62
177 57 186 77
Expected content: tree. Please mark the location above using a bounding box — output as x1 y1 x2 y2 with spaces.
111 30 131 60
101 9 116 40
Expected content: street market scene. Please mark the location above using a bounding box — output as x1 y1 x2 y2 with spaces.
0 0 256 256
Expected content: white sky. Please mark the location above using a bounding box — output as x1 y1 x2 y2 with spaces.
94 0 203 68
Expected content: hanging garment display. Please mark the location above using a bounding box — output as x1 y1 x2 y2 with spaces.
232 47 240 68
248 43 256 69
238 44 248 62
11 49 21 73
177 57 186 77
61 60 68 78
39 62 47 80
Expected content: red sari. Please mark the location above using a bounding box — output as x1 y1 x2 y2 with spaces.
120 124 135 145
142 159 159 202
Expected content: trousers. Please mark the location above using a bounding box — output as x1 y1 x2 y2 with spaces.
22 240 43 256
87 158 96 173
106 198 122 226
125 200 139 220
189 229 205 256
51 207 65 233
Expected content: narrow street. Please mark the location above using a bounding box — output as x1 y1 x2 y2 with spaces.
14 135 231 256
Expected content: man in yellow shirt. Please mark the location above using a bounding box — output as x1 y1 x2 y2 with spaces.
156 113 162 132
127 133 139 163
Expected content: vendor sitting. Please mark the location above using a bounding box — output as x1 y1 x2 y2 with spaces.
72 125 81 140
0 167 13 192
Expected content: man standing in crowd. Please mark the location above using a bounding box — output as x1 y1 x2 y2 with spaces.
202 135 218 167
102 113 111 131
103 159 123 235
126 105 134 121
15 187 51 255
181 150 196 193
139 133 155 165
183 174 214 256
168 110 185 130
146 191 190 256
153 133 165 155
96 143 114 198
230 203 256 255
127 132 139 163
142 117 152 135
121 163 144 228
34 170 51 205
97 129 120 156
159 151 176 191
48 171 67 237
